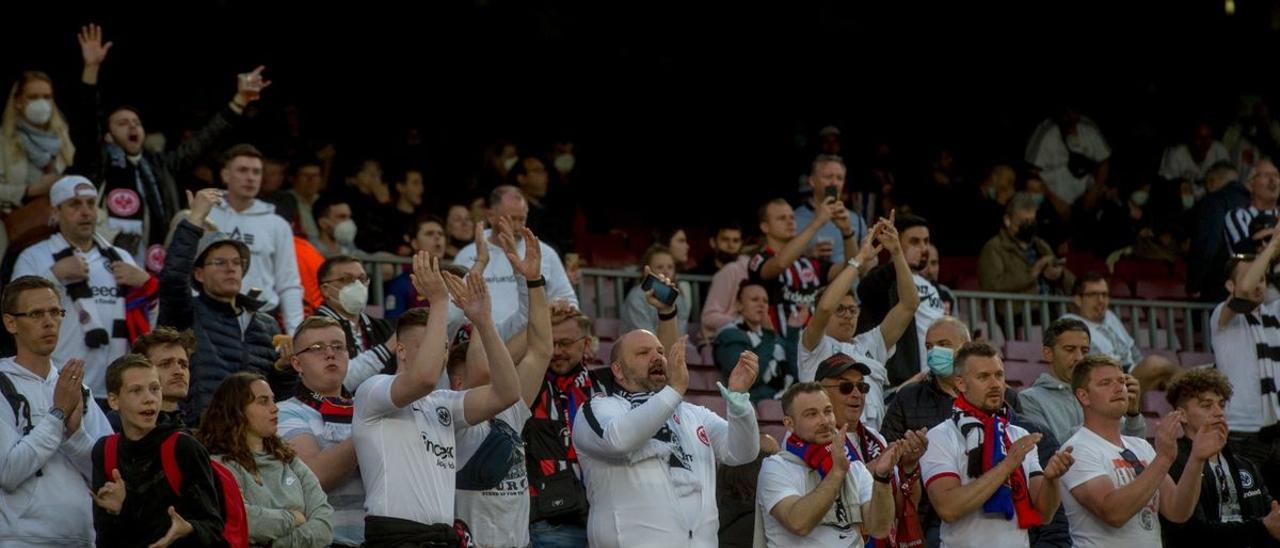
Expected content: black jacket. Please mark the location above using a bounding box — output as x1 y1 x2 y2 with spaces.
1188 180 1251 300
92 425 227 548
158 220 285 424
1162 438 1280 548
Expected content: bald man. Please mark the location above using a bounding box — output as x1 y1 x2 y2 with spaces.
572 330 760 547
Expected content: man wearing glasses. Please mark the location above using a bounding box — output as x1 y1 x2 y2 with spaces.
1061 355 1220 546
0 275 113 547
12 175 154 407
159 187 282 425
799 214 918 431
313 255 395 393
1062 271 1181 395
277 315 367 547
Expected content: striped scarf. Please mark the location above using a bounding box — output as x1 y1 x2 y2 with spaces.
952 394 1041 529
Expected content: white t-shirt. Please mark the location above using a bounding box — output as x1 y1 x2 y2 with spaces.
913 273 946 372
1159 142 1232 182
12 236 138 396
798 329 890 431
757 453 874 547
1060 426 1162 548
452 232 578 328
1210 300 1280 432
920 419 1043 548
276 398 365 546
353 375 471 526
454 403 532 548
1024 118 1112 205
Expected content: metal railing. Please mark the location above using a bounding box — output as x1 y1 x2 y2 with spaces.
362 260 1215 353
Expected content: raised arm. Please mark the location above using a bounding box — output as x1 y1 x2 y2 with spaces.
760 201 832 280
876 213 922 349
387 252 451 408
446 271 521 425
805 222 883 351
501 227 554 406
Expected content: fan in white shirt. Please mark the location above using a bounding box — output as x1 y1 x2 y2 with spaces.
1160 123 1233 183
1060 355 1222 547
921 341 1076 548
572 331 760 547
1064 273 1182 394
757 382 898 547
352 253 522 546
799 215 919 431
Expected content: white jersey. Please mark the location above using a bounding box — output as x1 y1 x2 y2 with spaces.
353 375 471 526
1060 427 1162 547
1211 300 1280 432
12 235 139 396
572 386 759 547
798 329 890 431
920 418 1043 548
1025 117 1112 204
454 403 532 548
452 231 578 329
757 452 874 547
276 398 365 546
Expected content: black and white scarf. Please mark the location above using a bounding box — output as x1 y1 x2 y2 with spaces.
1241 308 1280 421
50 234 124 348
621 390 700 496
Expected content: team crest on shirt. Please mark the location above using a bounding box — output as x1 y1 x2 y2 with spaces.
106 188 141 217
1241 470 1255 489
436 406 452 426
696 426 710 446
146 244 166 273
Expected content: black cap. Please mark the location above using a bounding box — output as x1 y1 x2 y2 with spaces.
814 353 871 381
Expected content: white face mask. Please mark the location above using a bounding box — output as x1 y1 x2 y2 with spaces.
333 219 357 246
502 156 519 172
554 153 576 174
23 99 53 126
338 280 369 316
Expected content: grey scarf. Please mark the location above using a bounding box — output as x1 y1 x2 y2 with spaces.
15 120 61 169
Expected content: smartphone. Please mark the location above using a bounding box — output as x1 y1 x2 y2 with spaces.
824 184 839 202
640 274 679 307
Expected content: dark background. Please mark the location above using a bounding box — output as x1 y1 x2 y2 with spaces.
4 0 1278 232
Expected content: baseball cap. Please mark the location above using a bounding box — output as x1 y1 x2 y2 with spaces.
814 353 871 381
49 175 98 208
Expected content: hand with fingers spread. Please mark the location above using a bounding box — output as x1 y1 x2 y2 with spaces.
78 24 113 68
93 469 126 514
185 189 224 228
854 222 885 265
665 335 691 395
469 222 490 276
445 270 493 325
410 251 449 305
1043 446 1075 480
147 506 193 548
728 351 759 393
502 226 543 280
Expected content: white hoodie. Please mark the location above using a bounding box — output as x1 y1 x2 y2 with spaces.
0 357 113 547
206 200 303 333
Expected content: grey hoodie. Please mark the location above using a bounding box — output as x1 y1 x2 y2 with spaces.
215 451 334 548
1019 372 1146 444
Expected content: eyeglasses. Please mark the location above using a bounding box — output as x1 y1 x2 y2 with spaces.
7 307 66 321
834 305 860 317
296 342 349 356
822 380 870 395
204 258 244 269
553 336 588 349
322 274 370 286
1119 448 1146 476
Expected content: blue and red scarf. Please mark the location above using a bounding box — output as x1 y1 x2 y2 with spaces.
785 431 859 478
952 394 1041 529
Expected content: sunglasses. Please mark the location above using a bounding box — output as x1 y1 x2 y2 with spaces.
1119 448 1146 476
823 380 870 395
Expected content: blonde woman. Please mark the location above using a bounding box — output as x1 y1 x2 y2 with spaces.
0 70 75 207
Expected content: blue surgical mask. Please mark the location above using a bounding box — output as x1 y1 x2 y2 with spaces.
926 346 955 377
1029 193 1045 207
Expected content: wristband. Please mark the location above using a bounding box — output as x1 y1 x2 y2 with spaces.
842 231 856 240
658 308 678 321
525 277 546 288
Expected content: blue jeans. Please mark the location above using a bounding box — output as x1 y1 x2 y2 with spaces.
529 520 587 548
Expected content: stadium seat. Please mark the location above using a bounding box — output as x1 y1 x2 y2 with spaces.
595 318 621 340
1003 340 1045 363
1135 279 1186 301
1003 360 1047 388
689 368 722 393
761 423 789 444
687 394 727 418
1177 351 1214 368
757 399 784 422
1142 390 1172 417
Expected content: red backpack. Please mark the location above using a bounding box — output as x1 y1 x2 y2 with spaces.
103 431 249 548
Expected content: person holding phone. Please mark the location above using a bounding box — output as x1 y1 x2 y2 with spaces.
793 155 869 264
620 244 690 337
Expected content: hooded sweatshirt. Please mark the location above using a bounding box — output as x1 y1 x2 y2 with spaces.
205 200 304 333
91 425 226 548
1018 372 1146 443
214 451 334 548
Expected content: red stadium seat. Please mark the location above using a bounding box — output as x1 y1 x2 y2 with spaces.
688 368 722 393
1177 351 1214 368
1142 391 1172 418
757 399 784 422
1004 340 1045 363
1003 360 1048 388
686 394 727 418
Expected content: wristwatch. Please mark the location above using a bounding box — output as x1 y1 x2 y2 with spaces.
48 407 66 422
847 257 862 271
